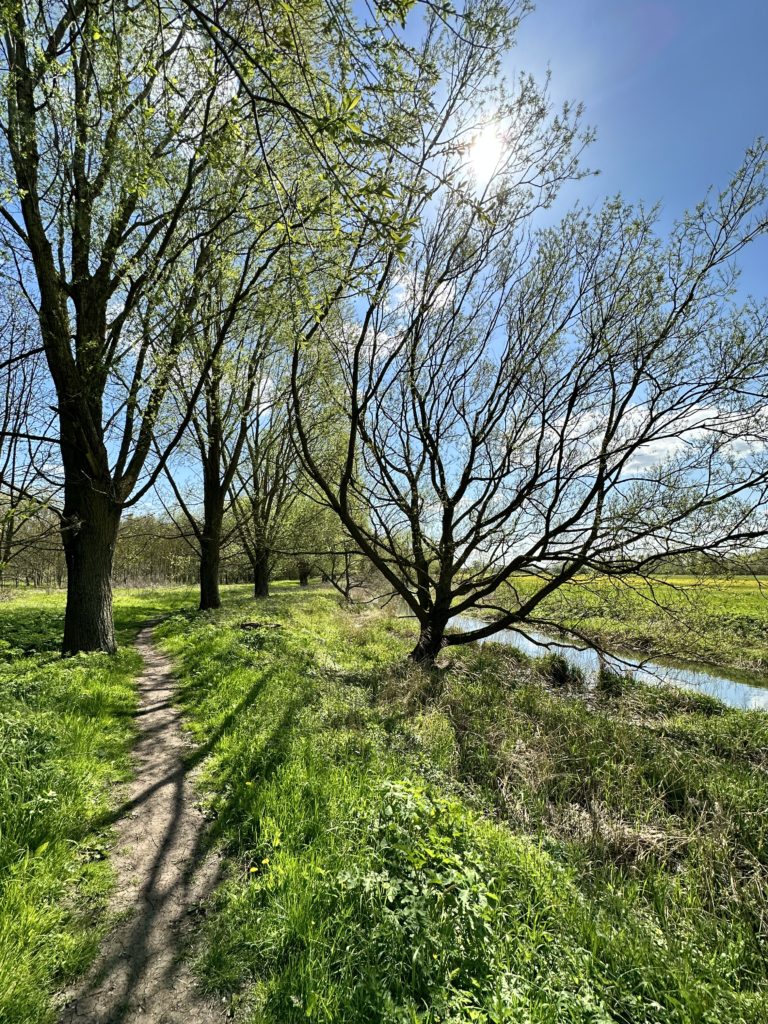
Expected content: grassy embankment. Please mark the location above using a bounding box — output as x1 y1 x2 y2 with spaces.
0 587 194 1024
156 585 768 1023
493 575 768 673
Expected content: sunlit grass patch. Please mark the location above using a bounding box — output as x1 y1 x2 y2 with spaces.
159 587 768 1023
0 586 196 1024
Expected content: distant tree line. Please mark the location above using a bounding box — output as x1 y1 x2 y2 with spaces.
0 507 378 596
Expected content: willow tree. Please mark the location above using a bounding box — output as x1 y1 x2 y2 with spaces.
289 7 768 661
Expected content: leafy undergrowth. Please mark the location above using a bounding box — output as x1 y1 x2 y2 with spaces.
158 586 768 1024
0 587 195 1024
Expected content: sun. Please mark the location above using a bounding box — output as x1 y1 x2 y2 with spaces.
467 124 505 180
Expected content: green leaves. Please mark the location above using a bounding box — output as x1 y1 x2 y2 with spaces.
374 0 419 30
308 90 365 141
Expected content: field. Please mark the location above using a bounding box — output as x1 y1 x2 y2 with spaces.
2 583 768 1022
494 575 768 673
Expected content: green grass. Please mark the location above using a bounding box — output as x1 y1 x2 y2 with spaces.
0 586 195 1024
157 586 768 1023
492 575 768 672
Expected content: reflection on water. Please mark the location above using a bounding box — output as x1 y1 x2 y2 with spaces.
452 615 768 711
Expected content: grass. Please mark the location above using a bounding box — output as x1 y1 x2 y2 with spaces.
0 586 195 1024
491 575 768 673
156 585 768 1023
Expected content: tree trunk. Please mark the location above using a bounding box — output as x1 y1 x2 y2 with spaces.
409 617 448 665
253 549 270 598
199 531 221 610
298 570 310 587
199 462 225 610
0 523 12 587
61 484 121 655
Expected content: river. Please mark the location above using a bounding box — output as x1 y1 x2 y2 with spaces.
452 615 768 711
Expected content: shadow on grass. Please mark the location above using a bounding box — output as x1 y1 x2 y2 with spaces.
62 623 308 1023
0 604 65 654
87 662 269 837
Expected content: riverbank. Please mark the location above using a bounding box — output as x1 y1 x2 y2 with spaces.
484 574 768 674
452 612 768 710
155 587 767 1023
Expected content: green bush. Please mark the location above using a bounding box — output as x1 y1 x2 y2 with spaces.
538 652 584 688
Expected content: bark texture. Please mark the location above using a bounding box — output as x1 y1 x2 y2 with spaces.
253 549 270 598
409 614 449 665
198 530 221 611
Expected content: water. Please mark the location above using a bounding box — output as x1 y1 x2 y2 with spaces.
452 615 768 711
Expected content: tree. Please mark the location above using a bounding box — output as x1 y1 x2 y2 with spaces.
0 0 506 649
321 542 377 603
227 347 301 598
290 27 768 661
0 1 280 650
0 286 58 584
158 218 289 610
112 513 198 587
278 495 349 588
228 289 358 599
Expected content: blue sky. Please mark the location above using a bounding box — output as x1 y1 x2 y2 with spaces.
510 0 768 294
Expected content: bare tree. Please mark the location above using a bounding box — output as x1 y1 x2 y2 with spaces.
321 544 373 603
0 288 59 583
292 110 768 661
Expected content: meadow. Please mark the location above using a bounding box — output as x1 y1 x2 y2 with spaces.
156 586 768 1023
2 583 767 1022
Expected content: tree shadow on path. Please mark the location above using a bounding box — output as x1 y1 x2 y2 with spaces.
58 625 278 1024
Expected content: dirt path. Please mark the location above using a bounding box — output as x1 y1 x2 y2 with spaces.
59 624 226 1024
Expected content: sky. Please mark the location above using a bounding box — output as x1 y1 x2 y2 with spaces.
505 0 768 295
136 2 768 512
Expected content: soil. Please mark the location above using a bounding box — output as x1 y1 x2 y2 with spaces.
59 624 226 1024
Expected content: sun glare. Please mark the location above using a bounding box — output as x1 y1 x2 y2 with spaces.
467 124 505 180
